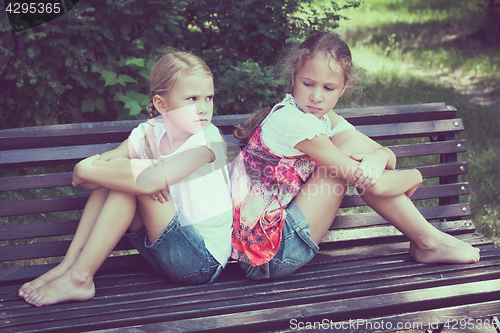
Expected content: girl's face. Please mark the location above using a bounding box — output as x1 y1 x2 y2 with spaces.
293 52 346 119
154 73 214 133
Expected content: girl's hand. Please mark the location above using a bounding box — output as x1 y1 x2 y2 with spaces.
350 149 389 188
150 189 170 203
72 154 100 187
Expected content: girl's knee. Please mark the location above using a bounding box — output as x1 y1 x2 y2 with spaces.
358 182 386 197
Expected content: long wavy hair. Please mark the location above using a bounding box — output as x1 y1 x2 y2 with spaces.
234 32 359 144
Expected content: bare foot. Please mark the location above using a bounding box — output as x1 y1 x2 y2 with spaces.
19 263 70 299
411 232 480 264
24 270 95 307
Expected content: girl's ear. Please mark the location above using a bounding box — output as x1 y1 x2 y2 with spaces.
153 95 167 115
291 73 295 87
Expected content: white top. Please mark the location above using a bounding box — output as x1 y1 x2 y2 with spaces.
128 120 232 267
261 94 355 156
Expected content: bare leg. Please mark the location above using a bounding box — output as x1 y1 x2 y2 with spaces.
360 192 480 263
293 165 348 244
24 190 137 307
372 168 422 197
19 187 110 298
136 192 177 243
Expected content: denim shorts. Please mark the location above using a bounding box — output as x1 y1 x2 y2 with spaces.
125 211 223 284
238 201 319 280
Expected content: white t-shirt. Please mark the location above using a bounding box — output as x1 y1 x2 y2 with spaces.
128 120 232 267
261 94 355 157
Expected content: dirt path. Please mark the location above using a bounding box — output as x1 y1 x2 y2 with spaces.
437 70 500 107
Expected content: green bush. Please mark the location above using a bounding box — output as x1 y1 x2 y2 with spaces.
0 0 360 128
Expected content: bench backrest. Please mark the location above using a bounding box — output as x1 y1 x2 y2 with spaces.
0 103 472 283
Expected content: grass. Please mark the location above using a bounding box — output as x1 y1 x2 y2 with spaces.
328 0 500 243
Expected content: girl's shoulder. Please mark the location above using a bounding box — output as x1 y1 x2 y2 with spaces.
326 111 343 130
268 104 327 135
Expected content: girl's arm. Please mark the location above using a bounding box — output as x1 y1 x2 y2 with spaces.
295 134 418 197
99 139 131 161
75 139 131 190
295 134 362 185
74 146 214 195
328 111 396 170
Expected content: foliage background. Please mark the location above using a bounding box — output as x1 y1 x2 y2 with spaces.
0 0 359 129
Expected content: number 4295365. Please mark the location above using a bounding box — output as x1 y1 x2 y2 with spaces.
6 2 62 14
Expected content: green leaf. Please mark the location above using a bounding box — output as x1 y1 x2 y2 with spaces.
116 74 137 85
100 71 117 86
124 100 142 115
95 97 105 111
81 99 95 112
125 58 145 67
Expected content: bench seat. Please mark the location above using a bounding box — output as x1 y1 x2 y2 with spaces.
1 103 499 333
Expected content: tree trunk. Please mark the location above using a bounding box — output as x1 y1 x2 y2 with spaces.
474 0 500 46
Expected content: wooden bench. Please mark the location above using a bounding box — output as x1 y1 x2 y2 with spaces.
1 103 499 333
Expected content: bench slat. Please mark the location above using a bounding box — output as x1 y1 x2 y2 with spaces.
358 118 463 140
2 237 497 331
0 119 464 168
4 272 498 333
0 143 121 169
389 140 466 158
0 184 469 243
322 220 475 246
0 140 467 192
341 182 469 208
332 204 471 230
0 195 88 217
0 179 469 218
0 103 454 151
0 173 74 191
0 179 468 218
0 238 133 262
0 220 79 242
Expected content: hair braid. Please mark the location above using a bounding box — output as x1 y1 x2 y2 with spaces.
148 99 155 120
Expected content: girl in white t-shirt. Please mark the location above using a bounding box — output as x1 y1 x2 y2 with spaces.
231 32 480 280
19 51 232 307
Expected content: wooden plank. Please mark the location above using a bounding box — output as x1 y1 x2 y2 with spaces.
358 119 464 140
415 161 467 179
0 121 465 168
2 240 498 330
0 254 148 284
3 254 499 332
0 238 134 262
336 103 457 126
340 183 469 208
0 173 74 191
389 140 467 158
0 140 466 191
323 219 475 245
0 103 452 150
278 300 500 333
0 195 89 217
331 204 472 230
0 162 468 217
0 143 120 168
0 220 80 242
22 278 495 333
